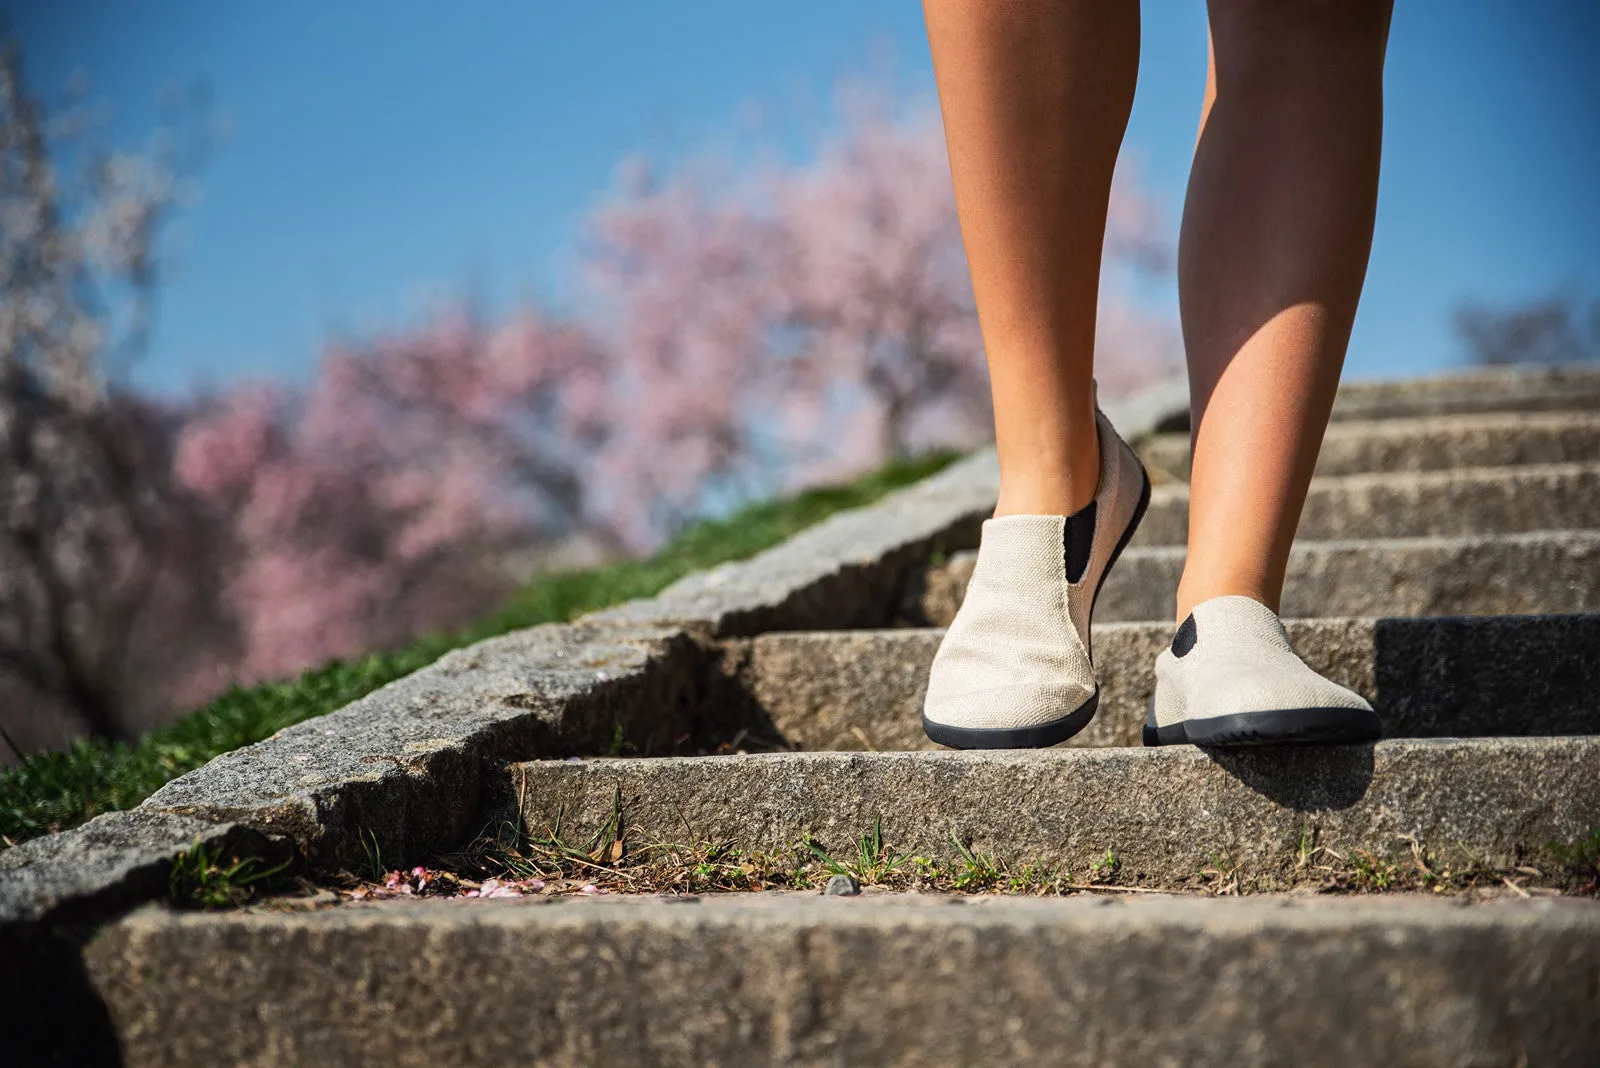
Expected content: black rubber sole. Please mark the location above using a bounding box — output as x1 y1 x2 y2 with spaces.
921 461 1153 751
1143 703 1383 748
922 689 1099 751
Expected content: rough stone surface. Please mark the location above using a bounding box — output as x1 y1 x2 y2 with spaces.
506 738 1600 881
727 613 1600 750
1130 462 1600 546
69 895 1600 1067
1329 364 1600 422
0 810 283 927
136 621 700 872
923 531 1600 624
1139 411 1600 480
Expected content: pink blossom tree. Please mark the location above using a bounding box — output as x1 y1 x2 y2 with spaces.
0 39 223 749
581 81 1176 547
173 309 614 687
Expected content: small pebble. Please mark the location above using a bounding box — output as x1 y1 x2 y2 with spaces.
824 874 860 896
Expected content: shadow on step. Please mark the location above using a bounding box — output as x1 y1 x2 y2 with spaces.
0 924 123 1066
1373 613 1600 737
1204 744 1376 810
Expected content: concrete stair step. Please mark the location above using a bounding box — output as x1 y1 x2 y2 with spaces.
1328 365 1600 421
503 738 1600 886
917 531 1600 624
72 895 1600 1066
1139 411 1600 480
726 613 1600 751
1102 531 1600 622
1129 461 1600 546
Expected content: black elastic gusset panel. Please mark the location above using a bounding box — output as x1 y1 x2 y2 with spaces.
1063 500 1097 583
1172 613 1198 657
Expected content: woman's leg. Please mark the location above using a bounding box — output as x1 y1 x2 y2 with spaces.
922 0 1140 519
1176 0 1393 622
920 2 1152 750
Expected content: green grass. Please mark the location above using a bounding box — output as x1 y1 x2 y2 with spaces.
167 836 293 910
0 451 961 851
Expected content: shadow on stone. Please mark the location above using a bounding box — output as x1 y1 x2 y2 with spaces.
0 924 122 1066
1203 743 1376 810
1373 613 1600 738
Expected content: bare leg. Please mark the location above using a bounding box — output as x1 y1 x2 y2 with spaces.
1176 0 1392 621
923 0 1141 518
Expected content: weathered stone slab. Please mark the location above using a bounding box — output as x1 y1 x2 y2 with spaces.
136 622 701 872
0 810 282 927
923 531 1600 624
506 739 1600 883
70 895 1600 1067
1140 411 1600 480
1329 364 1600 421
727 613 1600 750
1131 462 1600 546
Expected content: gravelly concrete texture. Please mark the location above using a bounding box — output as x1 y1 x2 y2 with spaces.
0 810 283 926
67 895 1600 1067
923 530 1600 624
1139 411 1600 480
1328 363 1600 421
504 738 1600 881
1129 462 1600 546
138 621 701 872
727 613 1600 750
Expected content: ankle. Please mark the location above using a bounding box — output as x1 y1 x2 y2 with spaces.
1174 581 1279 626
994 421 1101 518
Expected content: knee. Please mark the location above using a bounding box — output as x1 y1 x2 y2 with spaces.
1208 0 1393 95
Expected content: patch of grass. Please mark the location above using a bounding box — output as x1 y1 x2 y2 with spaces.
950 832 1002 892
0 451 961 851
168 837 291 910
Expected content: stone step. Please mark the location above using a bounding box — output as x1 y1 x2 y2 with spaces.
916 530 1600 625
66 895 1600 1066
725 613 1600 751
1138 411 1600 481
503 738 1600 885
1328 364 1600 422
1129 462 1600 546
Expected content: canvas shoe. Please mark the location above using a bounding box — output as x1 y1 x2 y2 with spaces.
1144 594 1382 747
921 407 1152 749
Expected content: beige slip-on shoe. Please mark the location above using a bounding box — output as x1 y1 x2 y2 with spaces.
922 407 1151 749
1145 594 1381 747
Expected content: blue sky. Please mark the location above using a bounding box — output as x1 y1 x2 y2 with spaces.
7 0 1598 395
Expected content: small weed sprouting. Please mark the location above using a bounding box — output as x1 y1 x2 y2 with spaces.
852 816 910 883
1550 827 1600 892
1200 851 1241 896
804 832 848 877
359 827 387 881
802 817 911 885
1088 849 1120 884
1345 848 1399 891
604 723 636 758
169 838 290 910
950 831 1000 891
